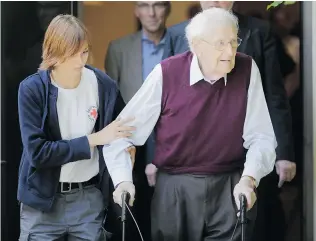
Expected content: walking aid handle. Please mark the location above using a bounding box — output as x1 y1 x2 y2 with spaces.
239 194 247 224
239 194 247 241
121 191 130 222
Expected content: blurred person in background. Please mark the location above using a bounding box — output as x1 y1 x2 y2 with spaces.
270 6 303 241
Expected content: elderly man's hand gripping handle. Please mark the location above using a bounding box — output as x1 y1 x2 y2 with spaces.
112 147 136 207
233 176 257 213
113 182 136 207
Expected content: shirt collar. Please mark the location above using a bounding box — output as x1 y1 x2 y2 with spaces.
190 54 227 86
141 30 167 45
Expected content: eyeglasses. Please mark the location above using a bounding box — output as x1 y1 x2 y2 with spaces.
201 37 242 51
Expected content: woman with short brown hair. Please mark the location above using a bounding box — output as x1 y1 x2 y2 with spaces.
18 14 135 240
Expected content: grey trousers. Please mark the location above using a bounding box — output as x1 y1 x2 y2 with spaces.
151 171 257 241
19 185 106 241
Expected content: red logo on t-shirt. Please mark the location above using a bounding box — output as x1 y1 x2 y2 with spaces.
87 106 98 121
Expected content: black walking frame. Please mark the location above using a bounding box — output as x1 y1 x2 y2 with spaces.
120 192 249 241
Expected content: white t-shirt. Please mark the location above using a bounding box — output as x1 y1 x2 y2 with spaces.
52 67 99 182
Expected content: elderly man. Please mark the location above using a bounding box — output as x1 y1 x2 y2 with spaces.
163 3 296 241
103 8 277 241
164 1 296 185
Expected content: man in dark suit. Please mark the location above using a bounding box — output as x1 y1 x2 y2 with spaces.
162 2 297 241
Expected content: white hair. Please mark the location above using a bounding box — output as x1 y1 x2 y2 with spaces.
185 8 239 53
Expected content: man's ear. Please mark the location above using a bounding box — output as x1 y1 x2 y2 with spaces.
190 38 200 53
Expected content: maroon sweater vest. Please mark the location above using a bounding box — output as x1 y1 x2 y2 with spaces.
152 51 252 174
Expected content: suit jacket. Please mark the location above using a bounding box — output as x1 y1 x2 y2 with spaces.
165 13 295 162
105 32 144 104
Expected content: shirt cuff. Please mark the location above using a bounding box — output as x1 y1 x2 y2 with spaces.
111 168 133 188
242 167 261 187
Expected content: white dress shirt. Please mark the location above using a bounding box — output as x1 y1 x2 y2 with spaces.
102 55 277 187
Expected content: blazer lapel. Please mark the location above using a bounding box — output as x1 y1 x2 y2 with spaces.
233 13 250 53
162 31 174 59
237 17 251 54
127 32 143 88
238 27 251 54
